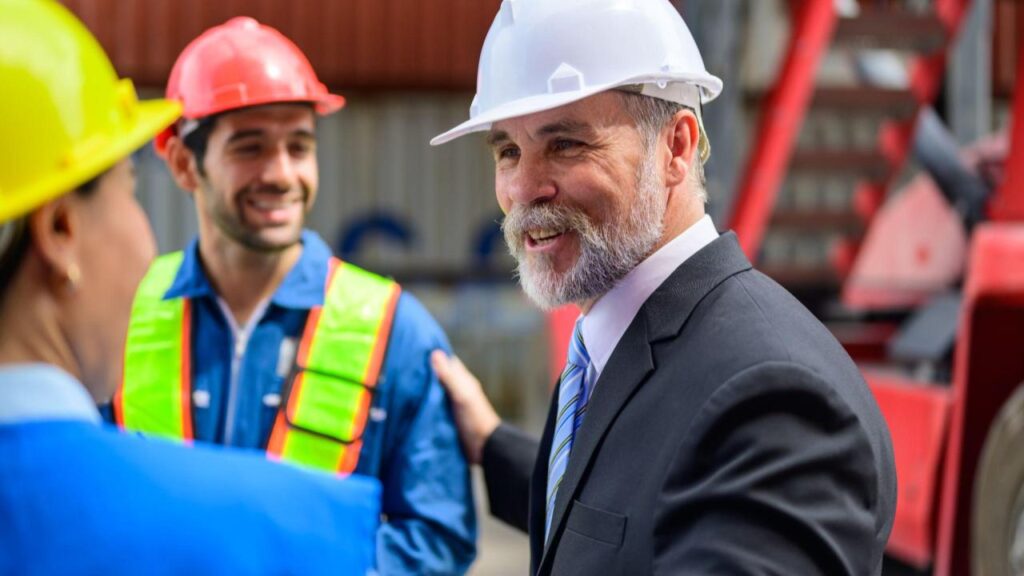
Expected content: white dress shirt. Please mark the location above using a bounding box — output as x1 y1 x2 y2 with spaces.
580 214 719 385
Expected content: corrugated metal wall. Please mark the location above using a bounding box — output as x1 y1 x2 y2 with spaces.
61 0 499 90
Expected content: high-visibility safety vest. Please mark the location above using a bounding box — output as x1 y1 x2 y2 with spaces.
113 251 401 475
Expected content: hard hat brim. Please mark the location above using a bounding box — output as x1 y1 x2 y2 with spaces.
0 99 182 223
154 93 345 156
430 73 723 146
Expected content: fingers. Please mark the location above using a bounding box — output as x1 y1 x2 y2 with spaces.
430 349 501 465
430 350 456 386
431 350 478 400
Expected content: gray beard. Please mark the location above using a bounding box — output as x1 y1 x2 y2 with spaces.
502 153 666 310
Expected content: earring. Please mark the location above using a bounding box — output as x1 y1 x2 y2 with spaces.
65 263 81 292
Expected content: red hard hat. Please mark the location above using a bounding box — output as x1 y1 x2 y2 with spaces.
155 17 344 154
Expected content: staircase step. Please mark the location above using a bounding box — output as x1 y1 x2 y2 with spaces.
813 87 919 118
770 210 865 233
834 9 948 52
790 150 890 178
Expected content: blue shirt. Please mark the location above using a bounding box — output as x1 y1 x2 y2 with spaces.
106 230 476 575
1 364 380 576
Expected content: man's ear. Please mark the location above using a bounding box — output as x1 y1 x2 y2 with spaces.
27 194 82 291
664 109 700 188
164 135 201 193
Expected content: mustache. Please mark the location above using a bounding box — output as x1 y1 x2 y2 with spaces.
501 203 593 248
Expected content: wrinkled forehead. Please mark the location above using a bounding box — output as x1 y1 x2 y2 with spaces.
488 91 632 142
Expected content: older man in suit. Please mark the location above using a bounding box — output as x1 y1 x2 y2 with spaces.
429 1 897 575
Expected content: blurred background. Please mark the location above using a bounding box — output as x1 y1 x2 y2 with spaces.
60 0 1021 574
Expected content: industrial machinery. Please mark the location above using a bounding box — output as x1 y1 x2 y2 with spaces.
728 0 1024 574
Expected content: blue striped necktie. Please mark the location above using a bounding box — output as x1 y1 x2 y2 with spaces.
545 318 591 540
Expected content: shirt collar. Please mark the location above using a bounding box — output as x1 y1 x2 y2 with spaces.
164 230 333 310
581 214 719 376
0 364 101 425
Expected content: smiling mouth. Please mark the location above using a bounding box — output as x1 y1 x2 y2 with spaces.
526 228 567 248
248 198 298 209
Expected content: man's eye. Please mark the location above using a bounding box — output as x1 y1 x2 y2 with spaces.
497 146 520 160
233 144 262 156
290 142 314 156
552 139 582 152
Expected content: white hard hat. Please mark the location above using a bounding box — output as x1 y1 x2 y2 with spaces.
431 0 724 159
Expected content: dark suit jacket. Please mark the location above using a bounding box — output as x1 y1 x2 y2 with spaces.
482 233 897 575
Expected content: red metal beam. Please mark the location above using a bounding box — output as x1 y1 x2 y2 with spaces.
726 0 837 260
990 19 1024 222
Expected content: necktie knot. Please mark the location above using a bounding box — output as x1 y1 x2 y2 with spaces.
565 320 590 372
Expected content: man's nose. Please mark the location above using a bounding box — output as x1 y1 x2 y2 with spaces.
261 146 297 189
505 155 557 207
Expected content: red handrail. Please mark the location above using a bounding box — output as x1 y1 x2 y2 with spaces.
990 18 1024 222
726 0 837 260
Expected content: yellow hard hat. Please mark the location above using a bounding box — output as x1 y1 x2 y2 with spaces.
0 0 181 223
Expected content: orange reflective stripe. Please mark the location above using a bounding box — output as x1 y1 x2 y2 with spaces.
267 260 336 460
267 306 322 459
266 259 400 474
340 283 400 472
179 298 194 440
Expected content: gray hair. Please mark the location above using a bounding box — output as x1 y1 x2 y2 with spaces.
618 92 707 203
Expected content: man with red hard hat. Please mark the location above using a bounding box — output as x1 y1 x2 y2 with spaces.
111 17 476 574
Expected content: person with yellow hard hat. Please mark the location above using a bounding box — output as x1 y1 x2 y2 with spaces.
108 16 476 575
0 2 381 573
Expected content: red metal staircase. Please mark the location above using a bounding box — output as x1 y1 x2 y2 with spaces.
727 0 975 570
728 0 972 308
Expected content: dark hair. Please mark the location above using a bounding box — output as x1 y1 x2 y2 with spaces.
181 115 220 177
0 175 103 300
0 219 30 301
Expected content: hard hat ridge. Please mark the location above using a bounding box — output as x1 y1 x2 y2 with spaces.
154 16 344 154
431 0 723 150
0 0 181 223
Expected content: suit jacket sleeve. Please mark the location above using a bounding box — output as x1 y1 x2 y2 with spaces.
481 422 538 533
654 361 889 576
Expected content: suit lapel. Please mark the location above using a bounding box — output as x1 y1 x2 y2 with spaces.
533 233 753 574
530 382 559 574
539 312 655 567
